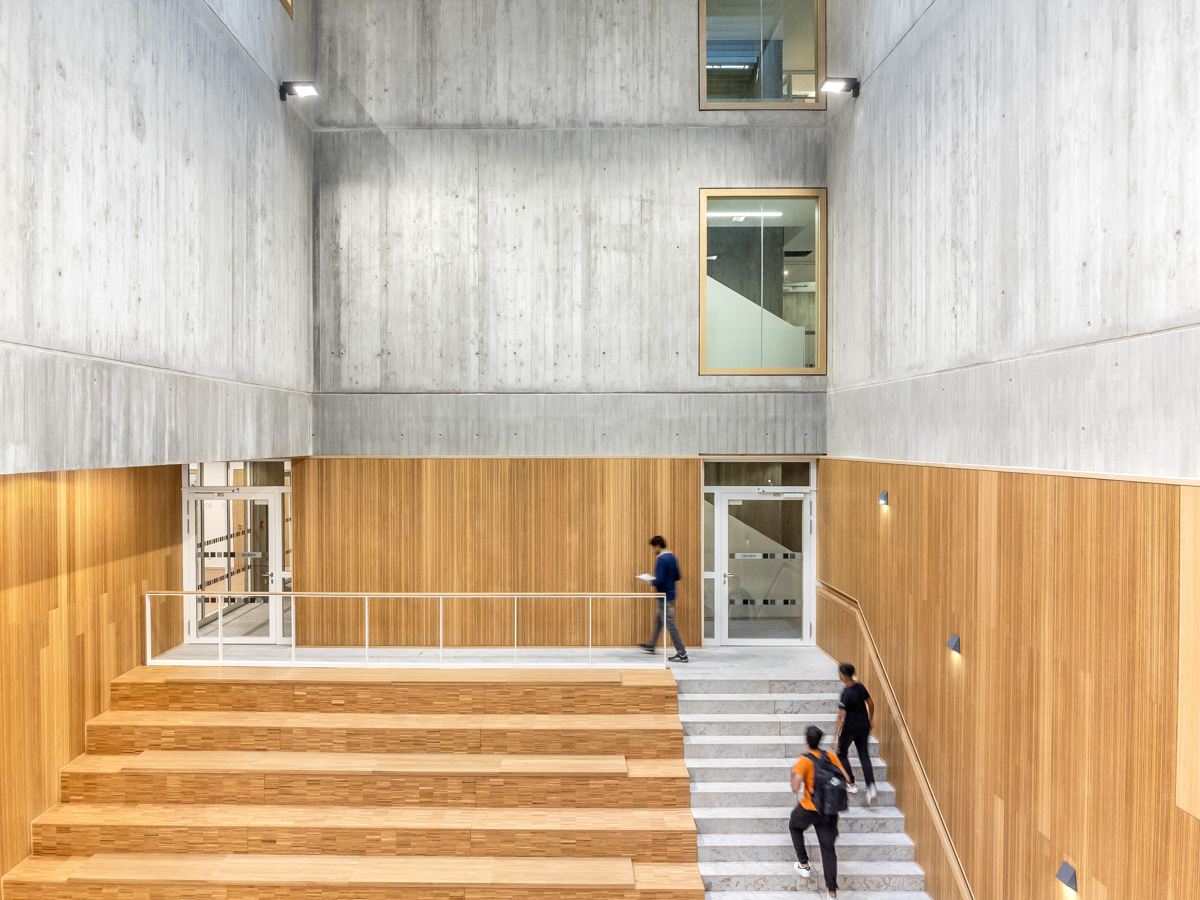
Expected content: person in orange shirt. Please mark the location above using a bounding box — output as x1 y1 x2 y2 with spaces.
790 725 849 898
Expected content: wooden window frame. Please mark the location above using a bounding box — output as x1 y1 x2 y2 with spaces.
699 0 827 111
699 188 828 376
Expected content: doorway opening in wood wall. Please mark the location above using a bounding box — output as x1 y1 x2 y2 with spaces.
181 461 294 647
702 458 818 647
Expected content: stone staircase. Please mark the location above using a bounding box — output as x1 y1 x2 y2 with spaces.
676 675 930 900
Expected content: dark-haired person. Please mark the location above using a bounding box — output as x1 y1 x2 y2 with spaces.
790 724 847 899
833 662 877 804
639 535 688 662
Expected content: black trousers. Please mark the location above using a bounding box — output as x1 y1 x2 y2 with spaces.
837 726 875 788
646 599 686 655
789 805 839 892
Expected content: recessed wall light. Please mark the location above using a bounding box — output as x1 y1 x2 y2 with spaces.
878 490 889 506
820 77 861 98
707 255 718 260
1056 862 1077 891
947 634 962 654
279 81 319 101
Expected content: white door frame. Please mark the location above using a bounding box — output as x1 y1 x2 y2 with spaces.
708 486 816 647
183 487 291 645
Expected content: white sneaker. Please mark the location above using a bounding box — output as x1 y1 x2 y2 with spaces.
846 783 858 794
866 784 878 804
793 862 811 878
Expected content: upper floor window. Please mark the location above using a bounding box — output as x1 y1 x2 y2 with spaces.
700 0 826 109
700 189 826 375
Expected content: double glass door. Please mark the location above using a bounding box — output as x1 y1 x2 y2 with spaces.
184 489 292 645
704 489 814 645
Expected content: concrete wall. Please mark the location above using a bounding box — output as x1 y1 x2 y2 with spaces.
0 0 316 474
825 0 1200 479
310 0 829 457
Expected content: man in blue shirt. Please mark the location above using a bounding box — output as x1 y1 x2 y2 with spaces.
640 535 688 662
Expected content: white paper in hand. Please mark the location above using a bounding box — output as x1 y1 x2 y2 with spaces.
636 573 655 582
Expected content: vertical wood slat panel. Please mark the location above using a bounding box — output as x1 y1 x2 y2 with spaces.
817 459 1200 899
292 458 701 648
1179 486 1200 820
0 466 181 878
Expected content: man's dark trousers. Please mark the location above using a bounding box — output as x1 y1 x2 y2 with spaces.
789 805 839 892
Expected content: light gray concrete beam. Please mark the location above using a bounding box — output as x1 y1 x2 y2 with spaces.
313 0 829 129
827 327 1200 480
314 125 827 395
313 392 825 458
202 0 315 88
1 343 312 475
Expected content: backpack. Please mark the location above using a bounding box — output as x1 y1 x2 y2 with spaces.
808 751 849 815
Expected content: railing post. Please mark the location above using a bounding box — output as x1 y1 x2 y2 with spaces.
439 597 444 666
144 594 152 665
217 596 224 665
364 595 370 665
290 596 296 667
588 596 593 665
513 595 518 666
663 594 668 668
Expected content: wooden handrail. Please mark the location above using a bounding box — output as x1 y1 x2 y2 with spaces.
818 583 976 900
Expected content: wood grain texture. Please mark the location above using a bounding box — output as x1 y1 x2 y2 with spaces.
818 459 1200 899
292 458 701 647
0 466 181 879
1180 486 1200 820
6 667 699 899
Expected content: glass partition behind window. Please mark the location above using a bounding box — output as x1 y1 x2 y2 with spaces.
701 189 825 374
702 0 824 108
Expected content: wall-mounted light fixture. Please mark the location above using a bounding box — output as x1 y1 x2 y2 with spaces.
279 81 319 101
1055 862 1077 891
947 634 961 654
820 77 861 98
878 490 889 506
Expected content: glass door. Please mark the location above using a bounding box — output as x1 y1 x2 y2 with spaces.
715 490 814 644
184 490 290 644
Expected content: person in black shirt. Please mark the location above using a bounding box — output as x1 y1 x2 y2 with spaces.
833 663 876 804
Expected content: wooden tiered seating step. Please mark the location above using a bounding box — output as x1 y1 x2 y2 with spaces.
110 666 678 713
2 667 701 900
32 804 699 861
1 854 704 900
85 709 683 756
59 751 690 807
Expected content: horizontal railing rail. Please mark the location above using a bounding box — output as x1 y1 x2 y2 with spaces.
145 591 669 668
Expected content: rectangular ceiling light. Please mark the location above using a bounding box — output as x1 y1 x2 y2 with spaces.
706 211 784 219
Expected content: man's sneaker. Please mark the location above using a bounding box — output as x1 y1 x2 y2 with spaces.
668 653 689 663
866 784 878 804
846 783 859 794
793 862 811 878
638 643 656 653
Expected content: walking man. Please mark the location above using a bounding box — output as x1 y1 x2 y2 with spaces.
790 725 848 899
640 535 688 662
833 662 877 804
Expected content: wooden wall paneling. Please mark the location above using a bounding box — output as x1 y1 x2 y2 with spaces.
0 466 180 878
292 459 701 649
1179 486 1200 820
817 459 1200 899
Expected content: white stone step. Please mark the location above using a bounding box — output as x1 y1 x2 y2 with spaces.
676 678 844 695
701 860 925 893
698 832 915 862
679 693 840 715
687 756 888 783
693 806 906 835
682 713 875 738
685 735 880 759
691 781 896 809
707 892 930 900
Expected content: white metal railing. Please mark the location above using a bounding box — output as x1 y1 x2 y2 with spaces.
145 591 670 668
